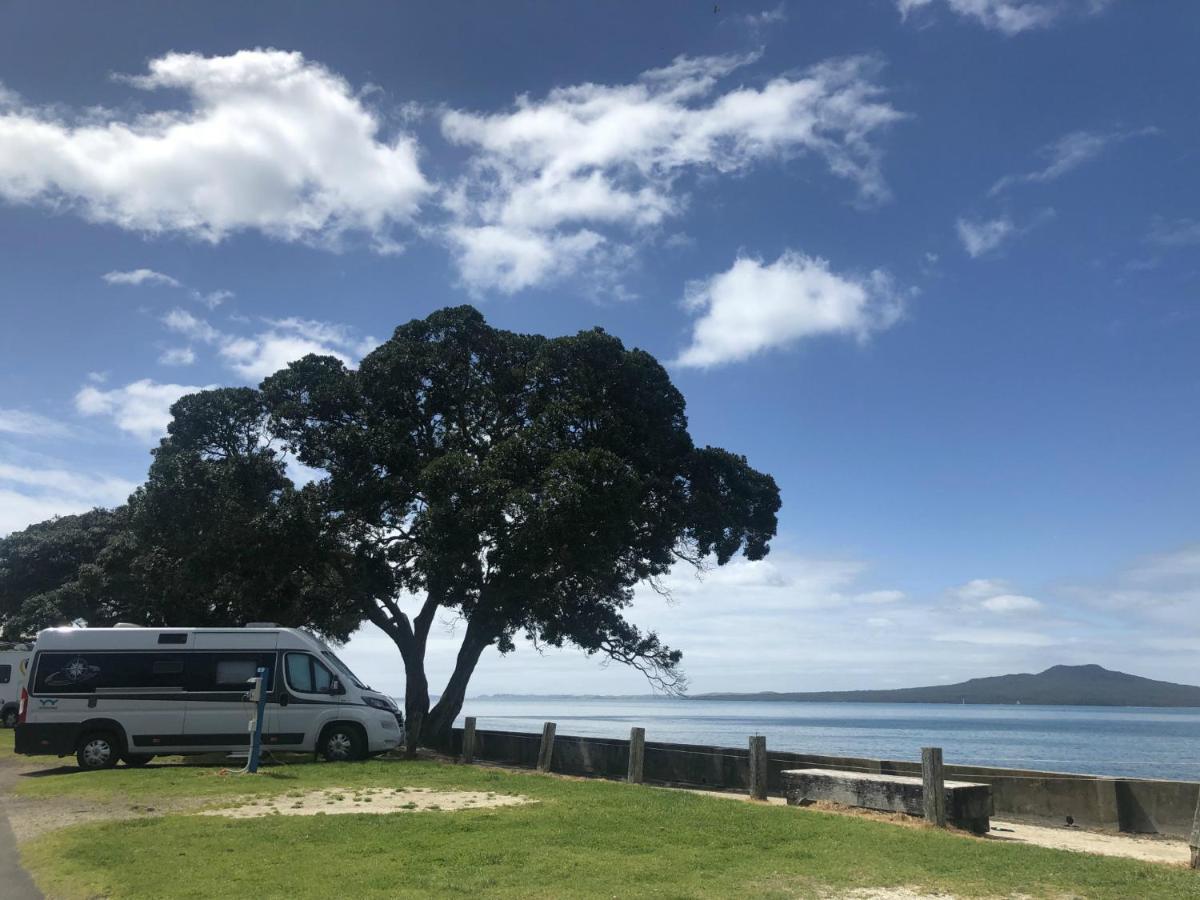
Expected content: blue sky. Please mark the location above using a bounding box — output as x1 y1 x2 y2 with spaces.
2 0 1199 696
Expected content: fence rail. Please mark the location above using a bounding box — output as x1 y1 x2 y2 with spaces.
451 724 1200 838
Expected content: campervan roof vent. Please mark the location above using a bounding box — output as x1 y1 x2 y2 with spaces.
113 623 143 629
245 622 280 629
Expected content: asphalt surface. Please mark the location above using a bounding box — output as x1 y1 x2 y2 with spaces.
0 744 43 900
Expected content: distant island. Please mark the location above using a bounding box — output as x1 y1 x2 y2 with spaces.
694 664 1200 708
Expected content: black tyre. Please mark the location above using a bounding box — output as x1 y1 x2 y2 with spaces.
76 732 121 770
320 724 365 762
1 708 17 728
123 754 155 767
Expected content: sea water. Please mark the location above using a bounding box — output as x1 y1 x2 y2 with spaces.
454 696 1200 781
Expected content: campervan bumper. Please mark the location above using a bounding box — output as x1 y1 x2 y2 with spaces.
15 722 78 756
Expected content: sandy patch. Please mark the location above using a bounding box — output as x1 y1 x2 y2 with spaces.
682 787 1192 867
203 787 534 818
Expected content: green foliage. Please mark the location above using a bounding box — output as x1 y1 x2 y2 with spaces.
0 507 128 639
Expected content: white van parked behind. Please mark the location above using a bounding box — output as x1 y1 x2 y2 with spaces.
15 625 404 769
1 643 33 728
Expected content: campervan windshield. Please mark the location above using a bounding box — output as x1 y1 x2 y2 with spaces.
321 649 368 690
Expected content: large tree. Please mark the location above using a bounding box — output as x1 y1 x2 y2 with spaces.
0 389 376 643
1 307 779 753
0 507 128 639
261 306 779 749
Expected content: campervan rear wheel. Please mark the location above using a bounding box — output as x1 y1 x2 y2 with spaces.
76 732 120 770
123 754 155 767
1 708 16 728
320 725 365 762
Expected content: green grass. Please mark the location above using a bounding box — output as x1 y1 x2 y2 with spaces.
12 755 1200 899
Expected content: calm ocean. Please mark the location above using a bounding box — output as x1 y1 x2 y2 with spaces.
454 696 1200 782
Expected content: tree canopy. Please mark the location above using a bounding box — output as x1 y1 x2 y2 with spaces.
0 306 779 751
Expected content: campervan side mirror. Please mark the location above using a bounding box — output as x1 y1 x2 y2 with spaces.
328 678 345 696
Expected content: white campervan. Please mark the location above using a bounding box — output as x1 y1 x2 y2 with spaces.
15 625 404 769
1 643 32 728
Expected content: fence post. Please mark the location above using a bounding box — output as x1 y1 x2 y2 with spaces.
627 727 645 784
461 716 476 765
922 747 946 827
749 735 768 801
537 721 556 773
1190 788 1200 868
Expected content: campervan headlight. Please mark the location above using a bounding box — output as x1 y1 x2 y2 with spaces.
364 696 397 712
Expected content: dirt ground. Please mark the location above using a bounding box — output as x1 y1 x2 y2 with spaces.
202 785 533 818
682 788 1193 866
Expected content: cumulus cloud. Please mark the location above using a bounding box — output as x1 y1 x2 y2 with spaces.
74 378 209 441
104 268 234 309
897 0 1116 35
0 462 137 536
162 309 375 380
675 251 904 368
441 53 904 293
980 594 1043 613
989 128 1156 195
0 49 430 249
102 268 181 288
158 346 196 366
1147 217 1200 248
0 408 71 438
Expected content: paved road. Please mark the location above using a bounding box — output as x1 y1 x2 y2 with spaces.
0 750 43 900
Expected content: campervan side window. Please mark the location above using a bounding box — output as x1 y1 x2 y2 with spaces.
187 653 275 693
285 653 334 694
31 652 188 693
0 664 10 684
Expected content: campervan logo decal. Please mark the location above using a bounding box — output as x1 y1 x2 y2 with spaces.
38 699 58 708
45 656 101 687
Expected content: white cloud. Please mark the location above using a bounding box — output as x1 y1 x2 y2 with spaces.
441 53 904 293
162 309 375 380
956 209 1055 258
0 49 430 249
990 128 1155 195
102 268 181 288
74 378 208 441
158 346 196 366
980 594 1043 613
675 251 904 368
898 0 1116 35
0 463 137 536
1148 217 1200 248
952 578 1011 602
103 268 234 309
956 215 1015 257
162 309 222 344
0 408 71 438
933 629 1057 647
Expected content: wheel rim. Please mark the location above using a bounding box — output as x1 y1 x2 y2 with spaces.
82 738 112 767
327 732 353 760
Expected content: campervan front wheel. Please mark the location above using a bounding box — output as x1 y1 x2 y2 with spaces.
76 732 120 770
1 708 16 728
320 724 365 762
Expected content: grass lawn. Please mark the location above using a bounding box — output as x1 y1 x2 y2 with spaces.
6 749 1200 900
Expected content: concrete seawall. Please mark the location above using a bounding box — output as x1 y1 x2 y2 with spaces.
453 727 1200 837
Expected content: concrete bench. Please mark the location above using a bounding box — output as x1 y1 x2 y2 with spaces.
782 768 992 834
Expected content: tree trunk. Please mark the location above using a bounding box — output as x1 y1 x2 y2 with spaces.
424 622 494 750
403 664 430 758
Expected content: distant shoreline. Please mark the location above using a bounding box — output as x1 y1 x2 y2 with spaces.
471 664 1200 708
